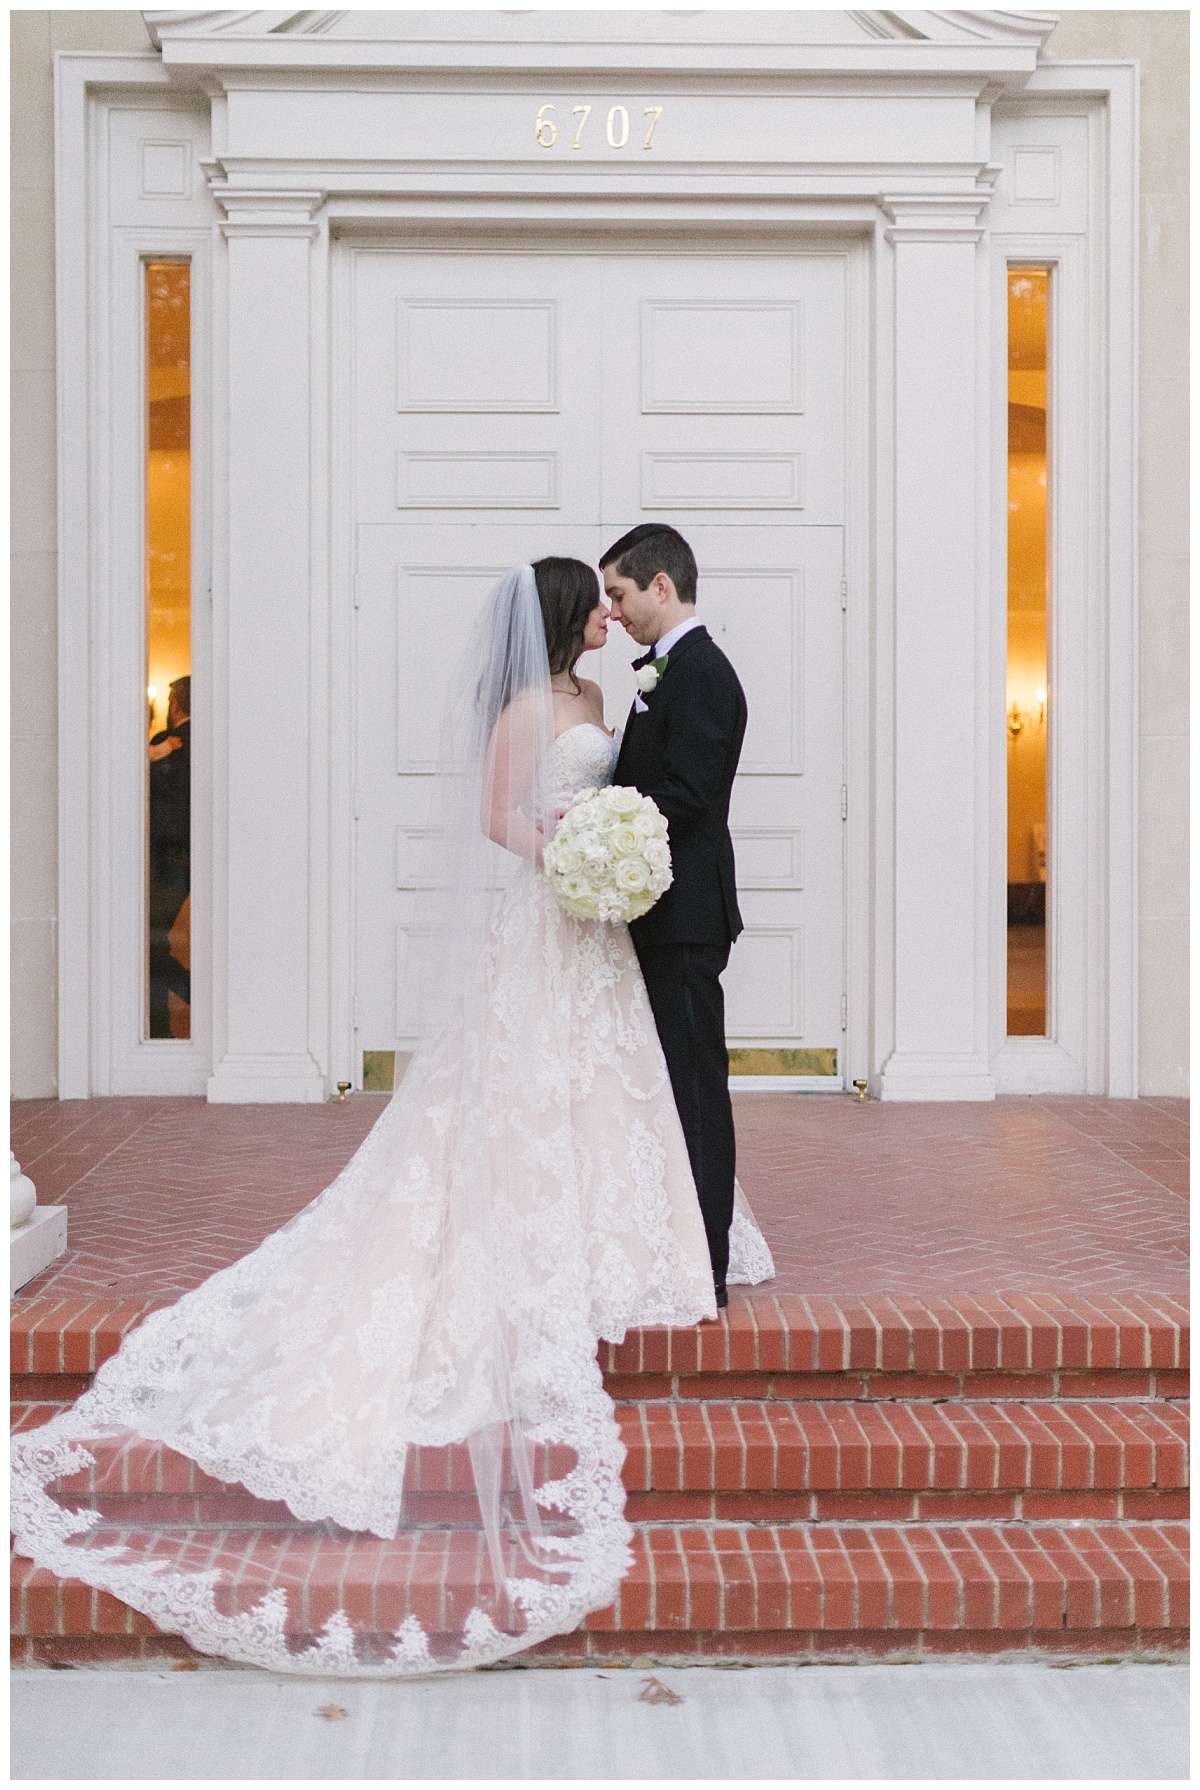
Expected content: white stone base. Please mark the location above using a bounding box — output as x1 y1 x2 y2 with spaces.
877 1052 997 1102
11 1205 68 1296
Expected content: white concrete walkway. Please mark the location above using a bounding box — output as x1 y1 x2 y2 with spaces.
10 1660 1188 1780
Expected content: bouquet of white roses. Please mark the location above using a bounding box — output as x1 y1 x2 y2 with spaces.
542 785 672 923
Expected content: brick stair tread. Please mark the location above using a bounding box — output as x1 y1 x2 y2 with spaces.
12 1290 1189 1382
15 1400 1188 1500
12 1521 1189 1639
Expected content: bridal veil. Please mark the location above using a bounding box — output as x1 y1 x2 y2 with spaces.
12 568 653 1672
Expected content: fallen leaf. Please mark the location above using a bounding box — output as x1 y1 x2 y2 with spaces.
172 1661 200 1672
638 1675 683 1707
316 1704 349 1721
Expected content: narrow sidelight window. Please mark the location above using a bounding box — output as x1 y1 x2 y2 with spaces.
145 262 192 1039
1006 267 1049 1036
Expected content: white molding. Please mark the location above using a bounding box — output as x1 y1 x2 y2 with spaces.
104 225 214 1097
876 180 997 1103
881 193 991 242
54 54 213 1098
877 1051 999 1103
728 1077 842 1094
143 9 1057 77
988 65 1139 1096
209 182 326 237
207 1054 327 1104
53 35 1138 1103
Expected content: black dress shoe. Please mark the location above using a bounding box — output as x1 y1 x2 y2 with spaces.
714 1280 728 1309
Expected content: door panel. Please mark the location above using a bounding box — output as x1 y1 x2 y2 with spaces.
351 248 846 1066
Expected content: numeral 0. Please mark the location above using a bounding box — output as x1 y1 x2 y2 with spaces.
605 105 629 149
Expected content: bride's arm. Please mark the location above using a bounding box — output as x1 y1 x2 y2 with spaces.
485 692 551 864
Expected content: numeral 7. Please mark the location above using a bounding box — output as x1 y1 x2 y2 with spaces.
571 104 592 150
642 106 663 150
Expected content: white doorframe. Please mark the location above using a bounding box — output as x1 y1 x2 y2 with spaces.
989 67 1139 1095
55 56 214 1097
53 49 1137 1100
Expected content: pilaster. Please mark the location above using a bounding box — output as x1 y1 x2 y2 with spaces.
206 186 327 1102
877 193 996 1101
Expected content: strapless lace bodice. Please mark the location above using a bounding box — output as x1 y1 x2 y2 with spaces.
553 723 620 803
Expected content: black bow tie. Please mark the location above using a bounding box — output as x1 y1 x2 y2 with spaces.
632 650 656 671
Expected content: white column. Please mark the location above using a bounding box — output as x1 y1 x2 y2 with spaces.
207 190 327 1102
877 196 996 1102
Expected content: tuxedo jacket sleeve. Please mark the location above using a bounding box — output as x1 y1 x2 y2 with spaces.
612 628 747 948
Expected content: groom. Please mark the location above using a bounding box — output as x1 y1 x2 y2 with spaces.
602 525 747 1308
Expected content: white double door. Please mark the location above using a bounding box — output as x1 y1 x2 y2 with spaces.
350 246 846 1071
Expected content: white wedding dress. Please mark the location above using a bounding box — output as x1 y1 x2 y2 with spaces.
12 720 774 1675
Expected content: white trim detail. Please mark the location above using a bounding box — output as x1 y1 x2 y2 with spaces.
53 25 1138 1100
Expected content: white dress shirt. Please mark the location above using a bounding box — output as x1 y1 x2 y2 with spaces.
654 615 705 659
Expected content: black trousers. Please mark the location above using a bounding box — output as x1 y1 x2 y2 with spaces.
634 940 736 1287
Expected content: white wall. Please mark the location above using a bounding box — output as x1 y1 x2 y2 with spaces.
1041 11 1189 1095
8 10 1188 1097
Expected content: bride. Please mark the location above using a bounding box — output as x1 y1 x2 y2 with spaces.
12 560 773 1675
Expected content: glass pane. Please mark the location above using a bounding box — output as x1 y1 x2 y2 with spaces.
145 262 191 1040
1006 267 1048 1036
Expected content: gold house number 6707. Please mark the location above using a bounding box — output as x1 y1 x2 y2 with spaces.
535 104 663 151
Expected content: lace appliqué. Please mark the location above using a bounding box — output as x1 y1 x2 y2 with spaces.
10 720 775 1676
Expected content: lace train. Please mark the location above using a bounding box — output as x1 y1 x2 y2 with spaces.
11 724 776 1674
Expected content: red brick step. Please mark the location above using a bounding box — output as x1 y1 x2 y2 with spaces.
12 1290 1189 1405
12 1520 1188 1665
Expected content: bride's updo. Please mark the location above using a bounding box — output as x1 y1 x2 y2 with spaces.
533 557 600 690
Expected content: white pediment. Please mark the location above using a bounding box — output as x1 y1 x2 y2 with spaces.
143 9 1058 62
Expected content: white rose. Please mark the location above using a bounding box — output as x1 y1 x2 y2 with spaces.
607 785 642 817
634 664 662 695
552 844 582 874
614 857 650 894
611 825 641 857
644 839 670 870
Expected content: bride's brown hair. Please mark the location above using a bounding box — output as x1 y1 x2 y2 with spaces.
533 557 600 692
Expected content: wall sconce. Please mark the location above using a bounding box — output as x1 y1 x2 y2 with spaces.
1007 689 1047 738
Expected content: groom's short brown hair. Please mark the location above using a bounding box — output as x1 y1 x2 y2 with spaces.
600 524 697 607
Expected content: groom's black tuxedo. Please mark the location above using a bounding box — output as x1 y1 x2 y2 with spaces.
613 624 747 1291
614 626 746 949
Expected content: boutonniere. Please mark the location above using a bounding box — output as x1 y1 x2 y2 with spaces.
634 654 668 696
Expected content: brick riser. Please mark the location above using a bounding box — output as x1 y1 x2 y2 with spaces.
14 1398 1189 1515
12 1521 1189 1666
16 1368 1188 1406
12 1289 1190 1388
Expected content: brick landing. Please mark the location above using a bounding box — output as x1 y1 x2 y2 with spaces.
11 1094 1188 1666
10 1093 1188 1304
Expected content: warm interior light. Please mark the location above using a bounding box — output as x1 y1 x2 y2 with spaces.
146 260 191 1042
1007 266 1048 1037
